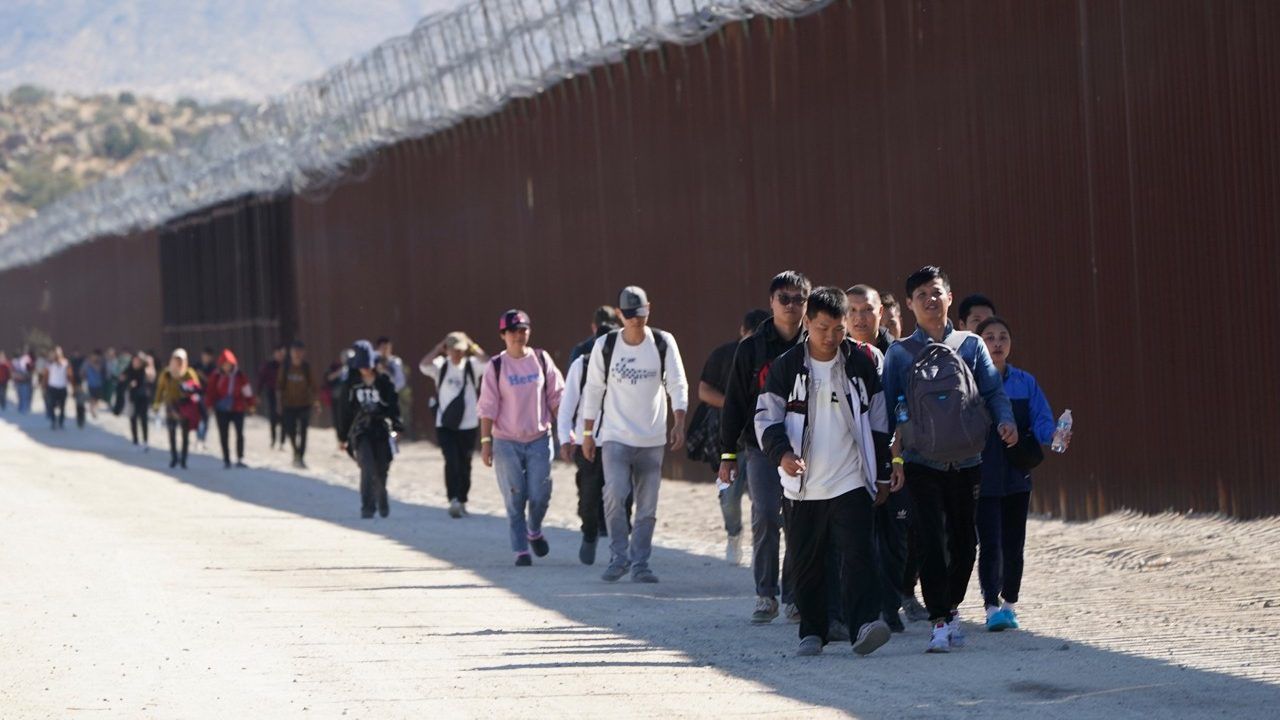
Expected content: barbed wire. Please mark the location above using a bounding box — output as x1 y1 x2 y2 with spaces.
0 0 829 271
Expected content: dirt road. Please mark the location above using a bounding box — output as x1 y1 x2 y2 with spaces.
1 408 1276 718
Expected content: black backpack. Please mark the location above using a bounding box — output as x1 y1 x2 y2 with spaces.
434 359 478 431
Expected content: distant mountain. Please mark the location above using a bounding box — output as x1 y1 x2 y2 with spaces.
0 0 463 102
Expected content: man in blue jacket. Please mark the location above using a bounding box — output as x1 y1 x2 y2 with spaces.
882 266 1016 653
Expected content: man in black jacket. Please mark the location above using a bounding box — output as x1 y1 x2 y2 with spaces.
718 270 810 624
338 340 403 519
754 287 897 656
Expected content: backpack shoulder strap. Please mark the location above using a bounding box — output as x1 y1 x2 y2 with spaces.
652 328 669 381
898 335 927 358
578 349 591 393
491 355 502 381
601 331 621 387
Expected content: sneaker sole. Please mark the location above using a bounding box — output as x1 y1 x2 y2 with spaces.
750 613 778 625
853 624 891 656
796 644 823 657
925 643 951 654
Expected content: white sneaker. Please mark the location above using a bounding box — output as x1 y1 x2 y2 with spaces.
725 535 743 565
926 620 951 653
448 499 463 519
784 603 801 624
853 620 891 656
948 612 966 648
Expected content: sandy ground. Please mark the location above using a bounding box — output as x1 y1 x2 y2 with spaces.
1 399 1277 719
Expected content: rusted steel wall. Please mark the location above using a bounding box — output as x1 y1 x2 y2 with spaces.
293 0 1280 518
0 229 163 356
158 196 297 375
4 0 1277 518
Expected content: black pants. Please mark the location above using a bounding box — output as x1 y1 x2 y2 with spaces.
906 463 980 622
788 489 879 644
74 392 86 428
167 418 190 465
48 387 68 427
874 487 913 617
0 380 7 409
978 491 1031 608
357 435 393 515
282 406 310 457
216 410 246 465
574 446 607 540
265 393 281 446
130 399 149 444
437 427 477 503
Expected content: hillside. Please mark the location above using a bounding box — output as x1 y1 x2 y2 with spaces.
0 0 461 102
0 86 240 235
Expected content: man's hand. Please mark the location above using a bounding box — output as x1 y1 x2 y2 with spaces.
481 441 493 467
339 441 348 453
559 442 575 463
669 423 685 452
582 435 597 463
874 483 891 507
890 463 905 492
717 459 736 488
998 421 1018 447
781 452 806 477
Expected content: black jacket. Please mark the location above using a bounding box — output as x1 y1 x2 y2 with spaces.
719 318 803 452
337 373 402 445
755 338 892 488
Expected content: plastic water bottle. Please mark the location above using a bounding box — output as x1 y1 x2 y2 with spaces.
895 395 909 424
716 467 735 494
1051 409 1072 453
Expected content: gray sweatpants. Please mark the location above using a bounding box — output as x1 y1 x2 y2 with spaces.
602 442 664 573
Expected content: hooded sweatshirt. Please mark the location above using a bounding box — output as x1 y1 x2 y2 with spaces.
205 350 255 413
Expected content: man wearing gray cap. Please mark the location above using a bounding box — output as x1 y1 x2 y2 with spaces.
581 286 689 583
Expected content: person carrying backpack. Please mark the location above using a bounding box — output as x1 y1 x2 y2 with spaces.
557 317 622 566
882 266 1016 654
580 286 689 584
419 331 490 518
205 349 255 469
477 310 565 566
338 340 404 519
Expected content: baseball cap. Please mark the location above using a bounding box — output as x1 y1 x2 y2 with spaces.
499 309 531 332
618 286 650 318
445 331 471 350
349 339 376 370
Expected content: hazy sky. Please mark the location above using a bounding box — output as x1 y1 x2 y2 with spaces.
0 0 466 101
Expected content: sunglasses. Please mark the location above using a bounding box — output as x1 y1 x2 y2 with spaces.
775 292 808 307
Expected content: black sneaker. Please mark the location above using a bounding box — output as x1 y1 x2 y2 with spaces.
579 537 597 565
169 457 178 468
515 553 533 567
224 460 232 469
886 612 906 633
361 509 375 519
529 534 550 557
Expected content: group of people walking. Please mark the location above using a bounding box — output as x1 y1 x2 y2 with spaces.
1 264 1069 658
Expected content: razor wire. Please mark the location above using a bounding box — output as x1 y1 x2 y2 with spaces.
0 0 831 270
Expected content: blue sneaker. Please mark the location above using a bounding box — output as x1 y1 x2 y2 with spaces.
986 608 1015 632
1004 605 1020 630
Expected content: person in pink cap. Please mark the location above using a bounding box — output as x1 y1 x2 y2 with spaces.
478 309 565 566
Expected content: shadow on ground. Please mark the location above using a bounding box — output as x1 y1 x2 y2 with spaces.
7 410 1275 719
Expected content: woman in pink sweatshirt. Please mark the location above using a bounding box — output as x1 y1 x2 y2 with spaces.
477 309 565 567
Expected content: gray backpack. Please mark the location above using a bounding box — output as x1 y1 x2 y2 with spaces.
898 332 991 463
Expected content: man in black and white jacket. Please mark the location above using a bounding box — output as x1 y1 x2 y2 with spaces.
755 287 899 657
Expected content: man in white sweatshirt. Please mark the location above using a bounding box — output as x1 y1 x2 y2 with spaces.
581 286 689 583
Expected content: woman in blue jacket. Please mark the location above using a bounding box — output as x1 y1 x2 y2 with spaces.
975 317 1068 632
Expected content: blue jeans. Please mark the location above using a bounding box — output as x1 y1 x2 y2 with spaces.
718 461 747 537
17 381 33 413
492 435 554 554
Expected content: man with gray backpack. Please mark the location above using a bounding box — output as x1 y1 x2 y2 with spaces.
881 266 1016 654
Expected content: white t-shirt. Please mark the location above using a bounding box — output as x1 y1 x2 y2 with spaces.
426 356 486 431
46 360 70 389
797 356 864 501
581 327 689 448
